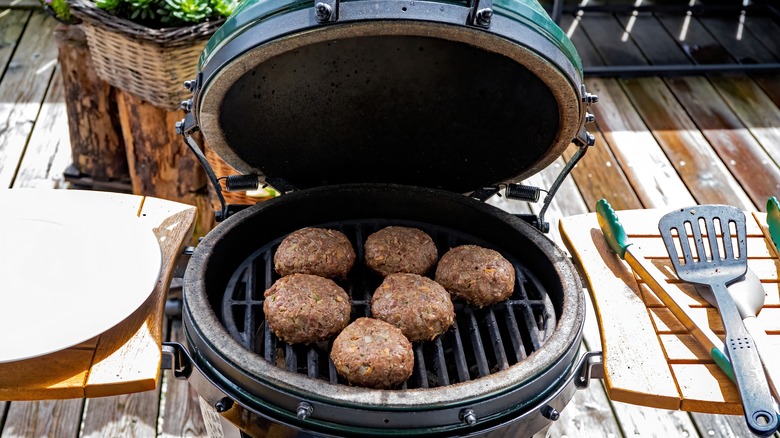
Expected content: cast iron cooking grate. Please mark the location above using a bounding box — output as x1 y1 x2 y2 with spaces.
221 219 556 389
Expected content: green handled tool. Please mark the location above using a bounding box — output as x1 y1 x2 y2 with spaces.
767 197 780 253
595 199 735 382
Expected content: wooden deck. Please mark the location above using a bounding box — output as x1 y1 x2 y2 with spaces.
1 4 779 437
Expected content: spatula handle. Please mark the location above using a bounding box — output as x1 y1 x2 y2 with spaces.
743 316 780 403
710 282 778 436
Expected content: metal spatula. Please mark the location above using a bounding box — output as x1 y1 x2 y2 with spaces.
659 205 778 437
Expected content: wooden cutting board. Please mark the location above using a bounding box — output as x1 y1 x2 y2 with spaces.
0 190 196 400
560 209 780 415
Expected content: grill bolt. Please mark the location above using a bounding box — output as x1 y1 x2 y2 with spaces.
585 112 595 124
297 402 314 420
214 398 233 413
541 405 560 421
583 93 599 105
475 8 493 27
314 3 332 22
183 80 195 91
180 99 193 112
459 408 477 427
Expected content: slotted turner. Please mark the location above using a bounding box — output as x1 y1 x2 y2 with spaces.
659 205 777 436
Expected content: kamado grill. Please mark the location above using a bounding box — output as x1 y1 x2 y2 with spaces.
166 0 602 436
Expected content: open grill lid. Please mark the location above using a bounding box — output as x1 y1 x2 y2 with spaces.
182 0 596 193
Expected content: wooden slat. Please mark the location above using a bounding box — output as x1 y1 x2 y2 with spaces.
656 13 780 178
648 306 780 334
85 196 197 397
0 0 40 7
618 77 756 210
159 320 207 437
81 392 159 438
663 76 780 208
0 400 82 437
583 78 696 208
13 64 71 189
617 12 691 66
0 12 58 188
744 15 780 60
560 214 681 410
0 10 29 73
699 14 779 65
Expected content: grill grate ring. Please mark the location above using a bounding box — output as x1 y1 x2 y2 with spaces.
221 219 556 389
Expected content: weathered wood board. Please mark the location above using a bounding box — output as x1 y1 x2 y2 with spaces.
561 208 780 415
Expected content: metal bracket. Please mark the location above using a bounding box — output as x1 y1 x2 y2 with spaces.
574 351 604 389
161 342 193 379
314 0 339 22
172 246 195 279
468 0 493 28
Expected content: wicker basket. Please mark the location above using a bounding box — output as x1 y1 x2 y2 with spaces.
69 0 223 110
205 146 276 209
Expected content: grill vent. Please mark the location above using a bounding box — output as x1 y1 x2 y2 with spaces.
221 219 556 389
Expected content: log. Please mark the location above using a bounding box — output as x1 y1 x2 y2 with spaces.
116 89 214 236
54 24 128 182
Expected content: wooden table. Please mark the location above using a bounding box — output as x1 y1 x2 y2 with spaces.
561 209 780 415
0 190 196 400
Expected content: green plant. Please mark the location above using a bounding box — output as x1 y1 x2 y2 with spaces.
42 0 77 23
95 0 236 27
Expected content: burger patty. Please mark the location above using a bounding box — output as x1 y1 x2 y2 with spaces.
274 227 356 279
263 274 351 344
364 226 438 276
371 273 454 342
435 245 515 307
330 318 414 389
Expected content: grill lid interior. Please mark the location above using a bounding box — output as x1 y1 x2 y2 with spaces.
196 11 585 193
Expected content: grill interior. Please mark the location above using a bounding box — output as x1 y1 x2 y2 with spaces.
221 219 556 390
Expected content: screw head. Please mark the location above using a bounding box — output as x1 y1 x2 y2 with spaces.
541 405 560 421
183 80 194 91
214 397 232 413
180 100 193 112
585 112 595 123
315 3 332 21
459 408 477 426
297 402 314 420
475 8 493 27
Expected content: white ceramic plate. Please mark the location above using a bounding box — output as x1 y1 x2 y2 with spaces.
0 197 162 363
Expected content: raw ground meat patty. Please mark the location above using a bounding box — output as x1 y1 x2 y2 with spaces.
364 226 438 276
371 273 454 342
435 245 515 307
263 274 351 344
330 318 414 389
274 227 356 279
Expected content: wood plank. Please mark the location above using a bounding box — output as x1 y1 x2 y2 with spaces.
12 64 71 189
560 213 681 410
0 12 58 188
744 15 780 59
672 364 741 415
0 10 29 73
699 14 779 65
617 12 691 66
0 400 83 438
690 413 756 438
159 319 207 437
641 280 780 308
708 75 780 171
582 14 647 66
85 196 197 397
548 345 624 438
559 15 605 67
648 306 780 334
0 0 40 7
81 391 159 438
0 348 92 400
663 76 780 209
618 76 756 210
584 78 696 208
